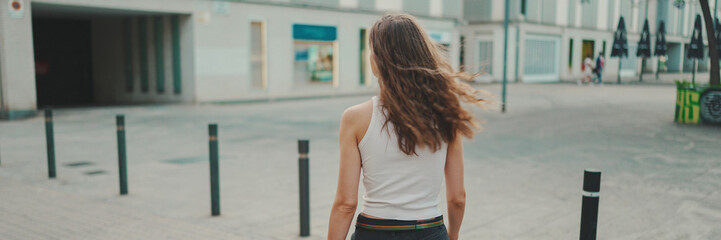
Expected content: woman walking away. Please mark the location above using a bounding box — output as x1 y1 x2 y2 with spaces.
580 54 594 86
327 13 487 240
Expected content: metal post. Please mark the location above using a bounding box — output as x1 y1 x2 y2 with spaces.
116 115 128 195
692 59 697 85
501 0 510 113
617 61 622 84
514 27 521 82
656 58 660 80
579 169 602 240
640 59 646 82
44 109 56 179
209 124 220 216
298 139 310 237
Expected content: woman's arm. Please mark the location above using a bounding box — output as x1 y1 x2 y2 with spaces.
445 135 466 240
327 106 365 240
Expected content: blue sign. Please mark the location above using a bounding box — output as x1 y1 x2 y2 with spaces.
293 24 337 41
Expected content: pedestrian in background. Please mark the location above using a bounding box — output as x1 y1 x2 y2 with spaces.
594 52 604 84
327 13 488 240
580 54 594 86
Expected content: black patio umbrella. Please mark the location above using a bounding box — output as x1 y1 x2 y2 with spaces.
688 15 704 59
655 21 667 79
655 21 667 56
611 17 628 83
637 20 652 58
688 15 705 84
637 19 652 82
611 17 628 58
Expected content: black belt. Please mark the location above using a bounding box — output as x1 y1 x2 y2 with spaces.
355 214 444 231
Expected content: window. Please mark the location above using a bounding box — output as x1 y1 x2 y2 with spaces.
459 35 465 71
294 42 335 84
524 35 561 82
360 28 371 86
477 40 493 74
568 39 574 69
293 24 338 87
525 38 558 75
521 0 527 15
250 21 267 89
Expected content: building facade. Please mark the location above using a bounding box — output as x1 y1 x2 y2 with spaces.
0 0 462 119
461 0 718 83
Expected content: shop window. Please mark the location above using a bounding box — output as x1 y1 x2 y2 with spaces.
250 21 267 89
293 24 338 87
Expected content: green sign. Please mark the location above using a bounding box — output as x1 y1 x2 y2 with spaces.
293 24 337 41
676 85 721 125
676 87 701 124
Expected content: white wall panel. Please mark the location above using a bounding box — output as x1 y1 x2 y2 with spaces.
375 0 402 11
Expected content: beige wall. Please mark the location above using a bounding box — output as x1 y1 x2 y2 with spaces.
188 1 457 102
0 0 457 116
0 1 37 113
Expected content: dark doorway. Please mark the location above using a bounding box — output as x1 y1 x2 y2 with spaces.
33 18 94 107
581 40 595 62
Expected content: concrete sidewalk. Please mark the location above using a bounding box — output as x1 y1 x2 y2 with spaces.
1 83 720 239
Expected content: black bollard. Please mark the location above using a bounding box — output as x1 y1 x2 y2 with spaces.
579 169 602 240
116 115 128 195
298 139 310 237
209 124 220 216
44 109 56 178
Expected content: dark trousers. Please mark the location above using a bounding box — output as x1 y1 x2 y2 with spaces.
350 215 450 240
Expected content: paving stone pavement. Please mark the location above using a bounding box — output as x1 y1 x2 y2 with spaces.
0 177 245 240
1 83 720 239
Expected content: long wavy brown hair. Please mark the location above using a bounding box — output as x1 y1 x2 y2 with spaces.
369 13 487 156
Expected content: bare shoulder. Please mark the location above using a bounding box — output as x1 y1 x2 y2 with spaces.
341 99 373 142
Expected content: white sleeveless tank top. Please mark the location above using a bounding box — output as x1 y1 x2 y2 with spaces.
358 96 448 220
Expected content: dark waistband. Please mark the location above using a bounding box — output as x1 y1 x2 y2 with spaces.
355 214 444 231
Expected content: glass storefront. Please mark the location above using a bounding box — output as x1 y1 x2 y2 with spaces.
294 42 334 84
292 24 338 87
